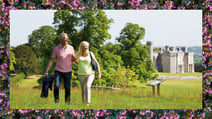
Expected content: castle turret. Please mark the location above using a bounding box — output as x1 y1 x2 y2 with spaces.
170 47 175 52
165 46 169 51
182 47 188 52
176 48 180 52
147 41 153 61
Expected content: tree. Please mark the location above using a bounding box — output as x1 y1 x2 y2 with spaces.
53 10 113 49
101 42 122 55
28 26 58 58
79 10 113 49
13 44 37 76
116 23 156 82
53 10 79 46
116 23 145 51
98 42 123 83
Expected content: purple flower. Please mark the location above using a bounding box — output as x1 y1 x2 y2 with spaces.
59 0 66 5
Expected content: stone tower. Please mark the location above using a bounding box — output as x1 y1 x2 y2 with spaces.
147 41 153 61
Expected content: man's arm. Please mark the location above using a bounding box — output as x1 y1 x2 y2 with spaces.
72 52 79 64
44 58 55 76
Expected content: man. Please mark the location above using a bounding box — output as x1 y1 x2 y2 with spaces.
45 33 76 104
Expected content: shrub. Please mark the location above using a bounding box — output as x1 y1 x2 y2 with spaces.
93 79 107 86
71 80 80 88
10 73 25 84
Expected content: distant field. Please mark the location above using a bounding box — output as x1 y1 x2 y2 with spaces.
10 75 202 109
155 72 202 77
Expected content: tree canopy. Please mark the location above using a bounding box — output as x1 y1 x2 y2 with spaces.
13 44 37 76
53 10 113 49
116 23 145 51
28 25 58 58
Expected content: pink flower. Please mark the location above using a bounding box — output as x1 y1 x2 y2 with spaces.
208 89 212 94
36 116 42 119
59 0 66 5
0 65 5 70
140 111 145 115
73 0 80 7
185 1 191 6
0 99 3 104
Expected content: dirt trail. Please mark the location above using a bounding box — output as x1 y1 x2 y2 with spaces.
26 75 44 79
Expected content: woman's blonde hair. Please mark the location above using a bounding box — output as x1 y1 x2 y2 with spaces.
76 41 89 57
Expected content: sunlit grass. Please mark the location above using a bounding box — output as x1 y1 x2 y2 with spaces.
10 77 202 109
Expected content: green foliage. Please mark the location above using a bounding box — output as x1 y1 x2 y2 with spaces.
93 79 107 86
153 48 159 51
98 43 123 83
13 44 38 76
71 63 80 87
9 49 16 72
53 10 113 49
188 46 202 65
71 80 80 87
116 23 145 51
28 26 58 58
109 66 138 88
79 10 113 49
194 55 202 65
10 72 25 84
116 23 156 83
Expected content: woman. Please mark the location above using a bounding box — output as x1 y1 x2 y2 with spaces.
76 41 101 106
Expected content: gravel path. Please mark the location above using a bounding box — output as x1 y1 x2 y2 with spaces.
158 75 202 80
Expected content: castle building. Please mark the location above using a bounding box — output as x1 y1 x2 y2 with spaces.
146 41 194 73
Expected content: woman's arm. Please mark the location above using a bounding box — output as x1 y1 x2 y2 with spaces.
92 56 101 80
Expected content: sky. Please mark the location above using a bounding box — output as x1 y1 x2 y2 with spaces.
10 10 202 47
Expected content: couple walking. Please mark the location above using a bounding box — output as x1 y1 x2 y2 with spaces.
44 33 101 106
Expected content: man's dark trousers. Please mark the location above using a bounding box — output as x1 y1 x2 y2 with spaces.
54 70 72 103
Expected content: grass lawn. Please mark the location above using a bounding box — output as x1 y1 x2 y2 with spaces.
155 72 202 77
10 76 202 109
